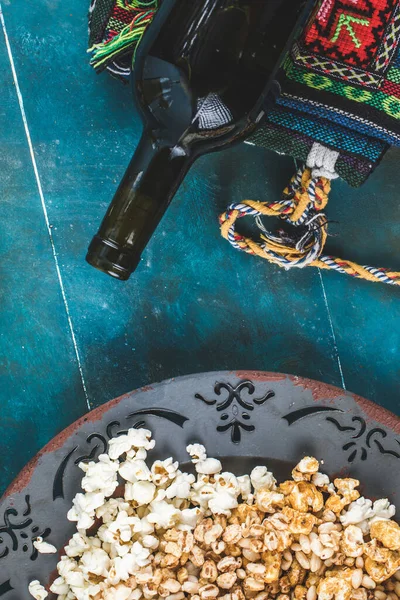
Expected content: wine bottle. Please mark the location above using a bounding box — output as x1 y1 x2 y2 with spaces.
86 0 315 280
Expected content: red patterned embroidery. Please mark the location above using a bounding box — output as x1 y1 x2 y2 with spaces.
304 0 397 67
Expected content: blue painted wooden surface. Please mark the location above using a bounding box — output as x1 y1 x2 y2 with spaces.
0 0 399 495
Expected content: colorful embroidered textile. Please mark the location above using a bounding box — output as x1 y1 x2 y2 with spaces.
252 0 400 186
88 0 400 186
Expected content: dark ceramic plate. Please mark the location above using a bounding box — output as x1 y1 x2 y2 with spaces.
1 371 400 599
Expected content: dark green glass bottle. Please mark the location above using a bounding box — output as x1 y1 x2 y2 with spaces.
86 0 314 280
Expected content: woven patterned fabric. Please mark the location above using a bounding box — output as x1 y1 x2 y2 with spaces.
252 0 400 187
88 0 400 186
89 0 116 47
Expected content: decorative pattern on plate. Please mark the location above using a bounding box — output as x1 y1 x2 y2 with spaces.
195 381 275 443
0 495 50 561
327 415 400 462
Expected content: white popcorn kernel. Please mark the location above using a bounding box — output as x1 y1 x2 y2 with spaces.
80 454 119 496
119 459 152 483
80 547 111 576
64 569 86 588
57 556 80 578
215 472 240 495
340 497 374 527
187 443 207 463
166 472 196 499
208 491 238 516
64 532 90 558
49 577 69 595
128 540 151 568
103 584 133 600
141 534 159 550
190 478 217 509
96 498 130 523
28 580 48 600
125 481 156 505
369 498 396 522
147 500 181 528
135 447 148 460
103 510 137 543
177 507 203 530
195 458 222 475
33 536 57 554
67 491 105 530
108 553 137 584
108 428 155 460
108 437 136 460
131 515 154 536
237 475 251 500
151 457 179 485
250 466 277 491
312 472 330 487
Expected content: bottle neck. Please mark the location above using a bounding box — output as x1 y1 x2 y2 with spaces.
86 133 192 280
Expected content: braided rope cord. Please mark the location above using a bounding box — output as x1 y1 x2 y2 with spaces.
219 167 400 286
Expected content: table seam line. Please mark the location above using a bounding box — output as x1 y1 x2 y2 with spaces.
318 268 347 390
0 4 92 410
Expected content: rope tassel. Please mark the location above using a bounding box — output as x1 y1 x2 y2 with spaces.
219 158 400 287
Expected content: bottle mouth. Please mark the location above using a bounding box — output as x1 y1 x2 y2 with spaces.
86 236 140 281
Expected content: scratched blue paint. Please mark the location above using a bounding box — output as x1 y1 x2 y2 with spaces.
318 150 400 410
0 0 399 496
0 28 88 493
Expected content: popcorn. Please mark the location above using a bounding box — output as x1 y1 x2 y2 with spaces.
178 507 203 530
195 458 222 475
99 510 137 544
107 554 136 584
28 580 48 600
119 458 152 483
103 584 133 600
96 498 130 523
33 536 57 554
215 472 240 495
47 427 399 600
64 532 90 558
208 492 238 516
108 429 155 460
130 540 152 567
67 491 105 530
370 498 396 522
292 457 319 482
370 519 400 550
151 458 179 485
166 472 196 499
237 474 251 500
312 472 330 488
191 476 219 508
187 443 207 463
341 524 365 557
131 514 154 536
141 534 159 549
80 547 111 576
49 577 69 595
125 481 156 505
340 497 375 529
147 499 181 528
80 454 119 496
250 465 277 491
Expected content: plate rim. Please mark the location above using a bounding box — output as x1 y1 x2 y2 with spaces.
3 369 400 500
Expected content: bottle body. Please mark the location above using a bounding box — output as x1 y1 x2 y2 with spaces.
87 0 314 280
